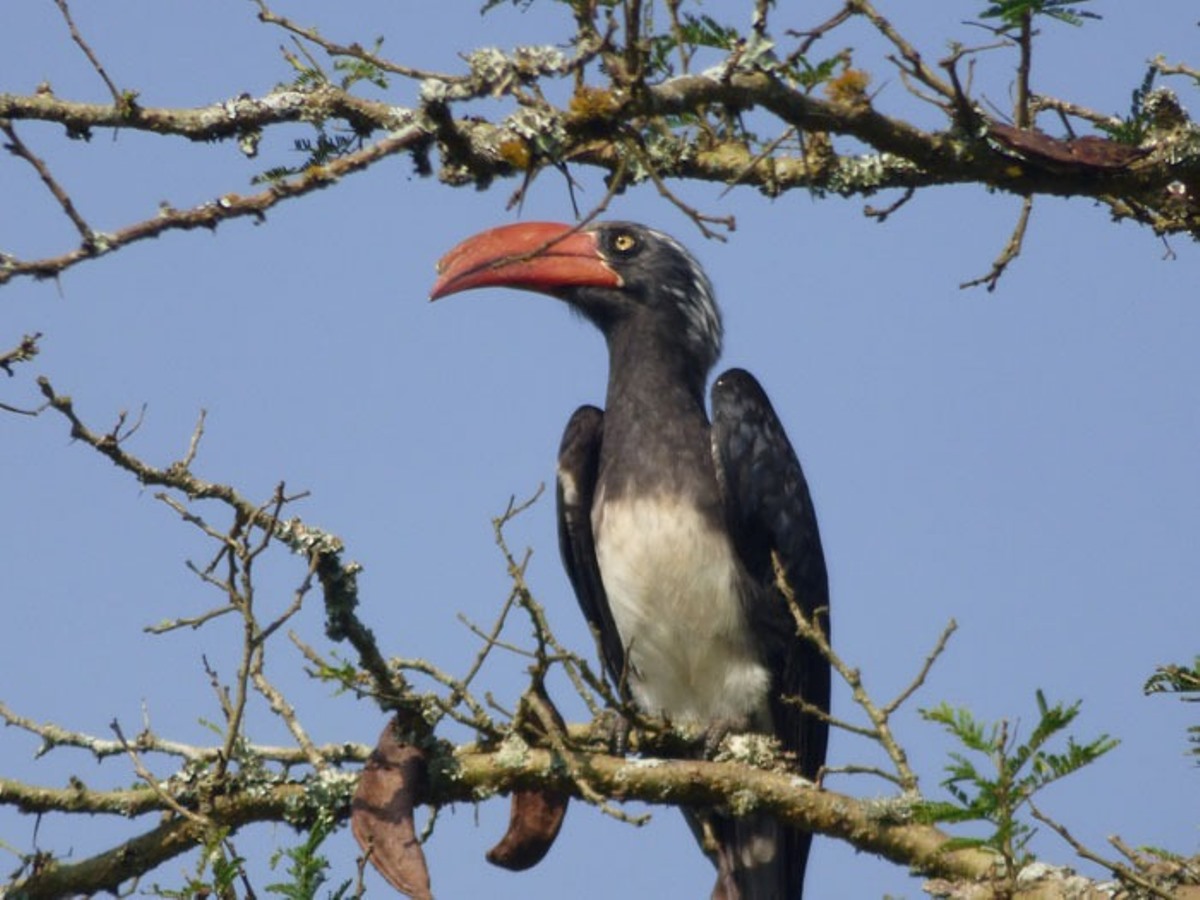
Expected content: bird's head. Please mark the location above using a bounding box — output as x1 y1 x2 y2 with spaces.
431 221 723 378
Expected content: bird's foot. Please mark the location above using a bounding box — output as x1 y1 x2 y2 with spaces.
699 716 754 760
594 709 635 756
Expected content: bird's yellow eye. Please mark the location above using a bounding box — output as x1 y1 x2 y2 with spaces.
611 231 638 255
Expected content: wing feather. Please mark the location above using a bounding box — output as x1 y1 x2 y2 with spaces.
710 368 831 898
556 405 626 684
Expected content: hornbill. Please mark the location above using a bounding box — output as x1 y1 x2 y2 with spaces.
431 221 830 899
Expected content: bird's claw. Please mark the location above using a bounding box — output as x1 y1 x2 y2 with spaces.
700 716 752 760
595 709 634 756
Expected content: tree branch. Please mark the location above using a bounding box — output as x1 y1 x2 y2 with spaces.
3 17 1197 288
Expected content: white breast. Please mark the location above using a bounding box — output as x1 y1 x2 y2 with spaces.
593 493 770 725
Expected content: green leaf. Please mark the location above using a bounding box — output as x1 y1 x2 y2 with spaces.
978 0 1100 28
920 693 1117 882
678 13 741 51
266 817 348 900
333 39 390 91
1144 656 1200 762
1144 656 1200 696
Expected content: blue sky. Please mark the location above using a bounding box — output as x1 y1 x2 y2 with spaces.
2 2 1197 897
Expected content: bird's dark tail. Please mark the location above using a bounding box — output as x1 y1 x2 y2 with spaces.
687 809 810 900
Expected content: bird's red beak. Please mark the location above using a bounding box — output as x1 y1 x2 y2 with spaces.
430 222 621 300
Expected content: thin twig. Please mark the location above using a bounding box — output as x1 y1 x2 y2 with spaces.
0 699 369 768
154 493 238 547
259 558 316 646
848 0 956 101
883 619 957 716
719 126 797 198
821 763 906 788
1 121 94 245
1030 94 1121 131
179 409 207 469
481 155 630 279
1013 12 1033 129
0 399 43 415
251 0 464 82
111 720 211 827
750 0 770 39
0 333 41 376
863 186 915 223
773 552 920 793
664 0 694 74
204 656 236 724
217 544 253 777
456 602 527 655
624 139 735 241
52 0 123 104
143 601 237 634
1151 55 1200 84
1029 802 1176 900
492 491 622 720
0 123 427 286
786 4 854 60
250 663 326 772
396 657 501 734
0 700 206 761
1108 834 1155 870
524 688 649 825
959 195 1034 291
785 695 881 740
30 377 398 704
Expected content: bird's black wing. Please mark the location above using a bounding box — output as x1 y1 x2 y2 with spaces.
555 405 626 685
710 368 831 894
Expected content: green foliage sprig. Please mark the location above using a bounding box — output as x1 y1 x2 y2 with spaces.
1145 656 1200 763
917 691 1118 884
979 0 1100 28
148 834 241 899
1098 66 1159 146
267 816 353 900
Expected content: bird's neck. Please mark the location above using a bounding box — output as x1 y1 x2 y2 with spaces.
605 324 709 410
597 326 716 500
605 327 708 418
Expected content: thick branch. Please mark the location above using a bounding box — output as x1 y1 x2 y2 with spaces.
5 778 314 900
8 741 1143 899
3 54 1198 289
448 748 993 882
0 85 406 143
639 71 1197 203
